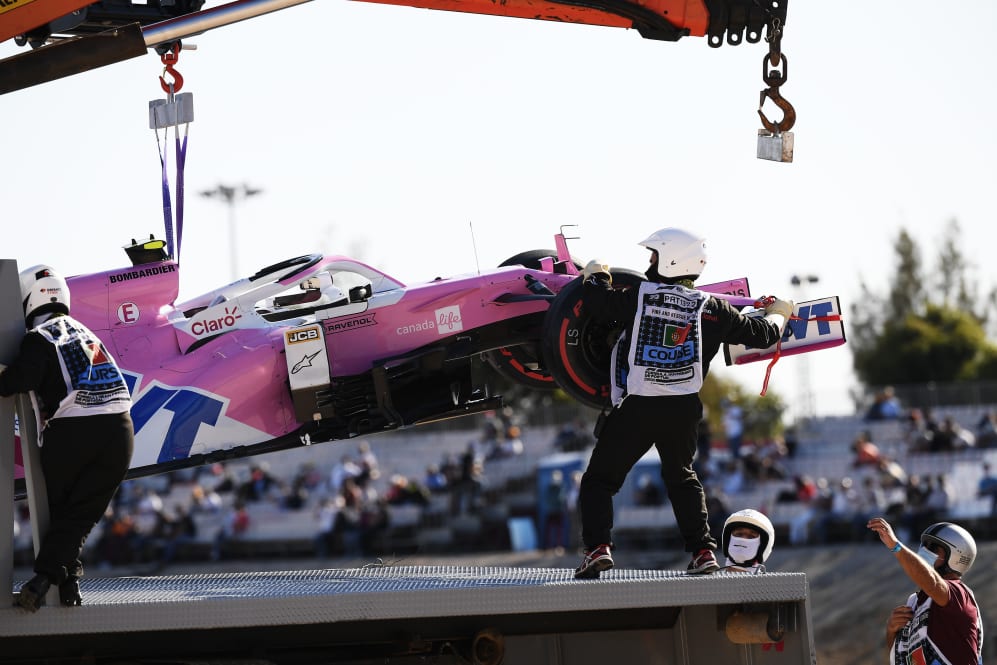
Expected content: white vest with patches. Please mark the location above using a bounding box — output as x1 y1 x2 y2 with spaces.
33 315 132 422
610 282 708 406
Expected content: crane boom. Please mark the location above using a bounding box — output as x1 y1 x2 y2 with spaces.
0 0 787 95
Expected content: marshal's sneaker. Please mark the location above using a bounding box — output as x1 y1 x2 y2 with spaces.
59 579 82 607
16 574 52 613
688 548 720 574
574 544 614 579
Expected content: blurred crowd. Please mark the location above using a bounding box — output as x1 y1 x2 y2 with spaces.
12 408 538 569
12 391 997 571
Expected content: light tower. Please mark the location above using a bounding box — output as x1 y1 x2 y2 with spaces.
200 183 263 281
790 274 819 422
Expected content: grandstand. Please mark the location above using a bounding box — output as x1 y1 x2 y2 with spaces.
15 404 995 571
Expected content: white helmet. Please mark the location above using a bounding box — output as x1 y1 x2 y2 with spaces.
639 228 708 278
920 522 976 576
19 264 70 322
722 508 775 566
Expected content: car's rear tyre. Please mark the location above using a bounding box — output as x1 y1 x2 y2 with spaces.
483 250 580 391
540 269 645 409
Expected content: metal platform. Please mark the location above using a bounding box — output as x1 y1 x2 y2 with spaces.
3 565 815 664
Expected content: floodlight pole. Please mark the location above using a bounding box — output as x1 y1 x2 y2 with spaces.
200 184 263 282
790 274 820 422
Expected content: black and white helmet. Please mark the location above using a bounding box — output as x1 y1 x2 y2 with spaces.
722 508 775 566
920 522 976 576
19 264 70 322
638 228 708 278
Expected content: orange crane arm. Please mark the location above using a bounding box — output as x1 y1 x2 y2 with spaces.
1 0 786 95
0 0 93 44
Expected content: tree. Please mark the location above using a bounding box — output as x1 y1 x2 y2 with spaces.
851 222 997 388
700 373 786 441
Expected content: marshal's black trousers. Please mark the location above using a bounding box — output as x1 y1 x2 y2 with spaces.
578 393 717 553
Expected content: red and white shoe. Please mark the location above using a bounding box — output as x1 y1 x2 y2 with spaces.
574 544 614 579
688 548 720 574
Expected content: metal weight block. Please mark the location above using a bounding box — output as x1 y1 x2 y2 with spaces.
757 129 794 163
149 92 195 129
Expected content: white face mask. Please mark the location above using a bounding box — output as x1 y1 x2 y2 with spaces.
916 545 940 568
728 536 761 564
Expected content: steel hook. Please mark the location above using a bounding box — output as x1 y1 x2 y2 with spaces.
758 87 796 134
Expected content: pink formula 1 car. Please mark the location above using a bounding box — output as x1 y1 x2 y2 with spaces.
11 230 844 486
10 233 582 484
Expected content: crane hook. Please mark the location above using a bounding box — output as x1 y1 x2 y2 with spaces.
159 43 184 94
757 52 795 133
758 87 796 134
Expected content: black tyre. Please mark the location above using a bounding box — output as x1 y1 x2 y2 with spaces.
540 269 645 409
484 250 581 391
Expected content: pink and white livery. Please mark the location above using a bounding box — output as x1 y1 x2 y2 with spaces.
11 232 845 487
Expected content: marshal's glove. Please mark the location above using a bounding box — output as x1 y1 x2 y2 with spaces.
582 259 612 285
763 296 794 319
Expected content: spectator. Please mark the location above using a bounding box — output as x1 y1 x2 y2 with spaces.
721 459 750 496
899 475 935 541
553 419 592 452
210 462 239 494
904 409 933 452
851 475 888 540
789 477 832 546
359 497 390 556
336 477 366 556
693 409 713 480
851 430 883 468
190 483 223 513
314 496 344 558
131 486 166 561
976 412 997 448
742 438 788 482
384 474 431 507
922 409 949 452
782 426 799 458
865 386 902 421
439 453 461 488
499 425 524 458
211 500 251 561
815 477 860 544
239 463 282 503
451 443 484 515
329 455 362 496
158 504 197 568
423 464 449 493
977 463 997 516
355 440 380 487
876 456 909 491
95 508 138 566
564 469 584 550
721 399 745 460
634 474 665 507
541 470 568 550
705 485 732 540
936 416 975 451
281 474 310 510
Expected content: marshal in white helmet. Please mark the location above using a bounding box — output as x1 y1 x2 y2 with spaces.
19 264 71 324
721 508 775 572
639 228 708 280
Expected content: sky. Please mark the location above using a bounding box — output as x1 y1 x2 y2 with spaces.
2 0 995 421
